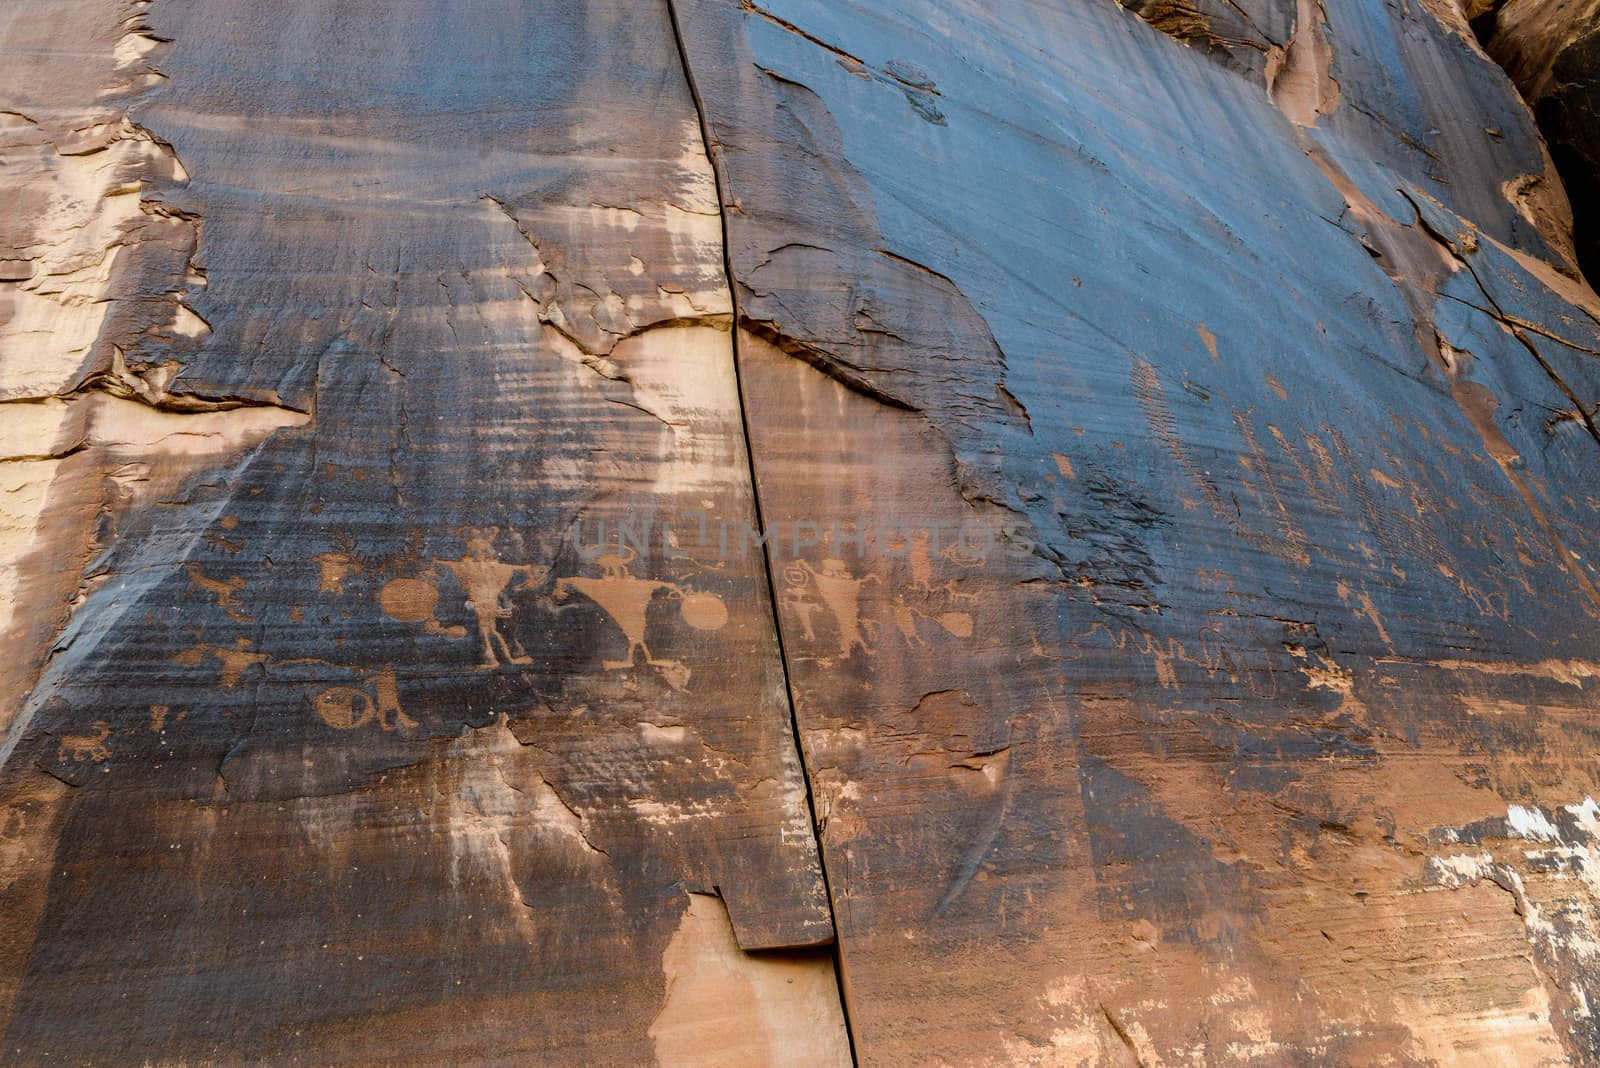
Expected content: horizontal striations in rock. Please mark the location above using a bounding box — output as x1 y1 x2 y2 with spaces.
681 0 1600 1062
0 0 846 1064
4 0 1600 1064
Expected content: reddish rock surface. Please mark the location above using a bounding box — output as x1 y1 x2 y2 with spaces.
3 0 1600 1064
1478 0 1600 282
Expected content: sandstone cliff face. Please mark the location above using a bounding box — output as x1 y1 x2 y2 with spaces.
2 0 1599 1064
1478 0 1600 284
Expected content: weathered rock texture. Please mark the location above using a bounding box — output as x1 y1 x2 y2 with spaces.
3 0 1600 1064
1479 0 1600 284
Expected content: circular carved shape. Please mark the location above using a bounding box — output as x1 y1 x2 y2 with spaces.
380 577 438 622
937 612 974 638
679 591 729 631
314 686 373 730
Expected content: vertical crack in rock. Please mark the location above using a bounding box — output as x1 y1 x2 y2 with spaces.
7 2 846 1054
1401 193 1600 451
1279 126 1600 616
7 0 1600 1059
663 2 859 1061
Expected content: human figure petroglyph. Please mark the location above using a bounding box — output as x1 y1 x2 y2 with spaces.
892 596 927 648
188 564 254 622
439 527 546 668
58 721 111 763
556 546 725 691
794 558 878 660
557 547 676 680
781 565 823 642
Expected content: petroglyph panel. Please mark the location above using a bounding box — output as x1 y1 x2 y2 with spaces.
679 0 1600 1060
0 1 837 1063
5 0 1600 1062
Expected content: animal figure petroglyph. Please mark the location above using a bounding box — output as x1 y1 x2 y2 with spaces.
187 564 254 622
1078 619 1278 697
312 551 362 594
891 594 974 647
58 721 111 763
172 637 270 688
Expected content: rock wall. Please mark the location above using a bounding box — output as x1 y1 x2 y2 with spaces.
2 0 1599 1064
1478 0 1600 285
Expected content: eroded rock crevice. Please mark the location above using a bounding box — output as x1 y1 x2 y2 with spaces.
663 2 860 1059
1474 0 1600 284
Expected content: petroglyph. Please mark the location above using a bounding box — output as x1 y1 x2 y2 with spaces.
1268 424 1337 514
891 596 927 648
1335 579 1394 645
56 721 111 764
438 528 547 668
313 666 417 732
187 564 254 622
1133 358 1311 565
780 566 825 643
1078 619 1277 695
172 638 269 688
313 551 362 594
908 531 937 590
172 632 417 733
379 574 469 638
378 576 436 622
786 558 878 661
889 594 974 646
556 546 726 690
678 591 729 631
1232 406 1309 566
937 611 974 638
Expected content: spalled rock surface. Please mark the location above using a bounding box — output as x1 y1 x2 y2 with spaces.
1 2 834 1064
3 0 1600 1064
680 0 1600 1060
1479 0 1600 284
